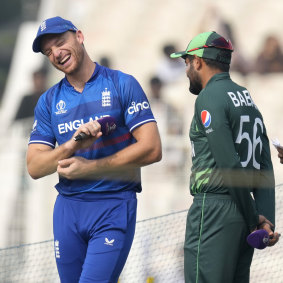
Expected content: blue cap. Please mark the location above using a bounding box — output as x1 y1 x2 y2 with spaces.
32 16 78 53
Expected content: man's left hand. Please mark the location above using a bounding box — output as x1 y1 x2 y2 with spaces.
57 156 91 180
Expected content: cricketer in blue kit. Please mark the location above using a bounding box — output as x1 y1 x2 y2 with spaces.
27 16 162 283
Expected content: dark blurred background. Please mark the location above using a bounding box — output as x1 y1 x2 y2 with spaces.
0 0 41 103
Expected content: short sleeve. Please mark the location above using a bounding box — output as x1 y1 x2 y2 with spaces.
29 93 56 148
118 74 156 132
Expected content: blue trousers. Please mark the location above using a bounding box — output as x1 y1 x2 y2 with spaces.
53 191 137 283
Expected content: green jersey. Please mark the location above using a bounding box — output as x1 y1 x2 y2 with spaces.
190 72 275 230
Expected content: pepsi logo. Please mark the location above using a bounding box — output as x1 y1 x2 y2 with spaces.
201 110 211 128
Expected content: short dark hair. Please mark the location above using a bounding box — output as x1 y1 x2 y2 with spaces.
203 57 230 72
203 50 231 72
185 50 231 72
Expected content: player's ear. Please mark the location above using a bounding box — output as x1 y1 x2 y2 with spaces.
193 56 202 71
75 30 84 44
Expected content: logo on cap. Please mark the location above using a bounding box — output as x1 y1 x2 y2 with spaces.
40 21 47 32
201 110 211 128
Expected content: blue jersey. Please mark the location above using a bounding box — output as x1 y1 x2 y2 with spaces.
29 63 156 195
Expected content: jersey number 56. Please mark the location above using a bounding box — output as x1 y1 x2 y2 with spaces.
235 115 263 169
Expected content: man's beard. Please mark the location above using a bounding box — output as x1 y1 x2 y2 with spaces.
187 64 202 95
189 79 202 95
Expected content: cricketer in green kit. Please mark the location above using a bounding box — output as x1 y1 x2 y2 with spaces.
171 31 280 283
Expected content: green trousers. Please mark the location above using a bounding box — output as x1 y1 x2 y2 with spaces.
184 193 254 283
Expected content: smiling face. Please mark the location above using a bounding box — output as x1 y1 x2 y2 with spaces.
40 31 85 76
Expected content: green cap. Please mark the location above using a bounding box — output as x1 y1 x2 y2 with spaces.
170 31 233 64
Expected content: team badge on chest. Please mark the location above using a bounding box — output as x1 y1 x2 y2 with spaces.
102 88 111 107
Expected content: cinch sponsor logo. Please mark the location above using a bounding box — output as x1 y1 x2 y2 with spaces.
57 115 109 134
127 101 150 115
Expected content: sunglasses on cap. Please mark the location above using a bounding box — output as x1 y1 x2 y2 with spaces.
186 37 234 54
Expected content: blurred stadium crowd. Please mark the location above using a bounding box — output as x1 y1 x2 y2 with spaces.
0 0 283 252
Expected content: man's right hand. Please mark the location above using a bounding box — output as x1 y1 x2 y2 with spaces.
257 215 280 247
72 120 103 149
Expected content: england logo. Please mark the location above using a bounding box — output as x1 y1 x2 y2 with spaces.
102 88 111 107
201 110 211 128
